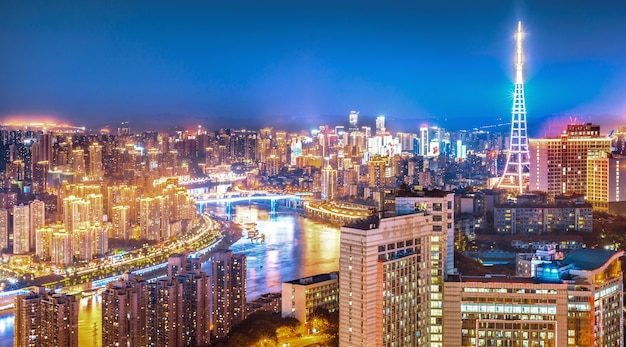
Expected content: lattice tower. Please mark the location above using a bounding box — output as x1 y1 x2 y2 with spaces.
498 21 531 194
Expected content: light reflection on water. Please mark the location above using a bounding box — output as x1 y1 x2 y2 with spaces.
0 205 339 346
206 204 340 299
0 313 13 347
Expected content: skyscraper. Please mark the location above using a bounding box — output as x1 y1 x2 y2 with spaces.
88 142 104 179
321 165 338 200
102 274 149 347
29 199 45 252
12 204 30 254
587 152 626 215
375 116 386 135
0 208 8 251
420 126 429 156
339 189 454 347
349 110 359 132
102 256 211 347
211 249 246 340
498 22 531 193
529 123 611 200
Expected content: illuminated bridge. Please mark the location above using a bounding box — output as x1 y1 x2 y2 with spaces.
195 194 301 213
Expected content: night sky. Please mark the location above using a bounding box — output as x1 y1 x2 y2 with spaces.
1 1 625 135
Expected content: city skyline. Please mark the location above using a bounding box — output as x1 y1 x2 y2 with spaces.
1 1 625 135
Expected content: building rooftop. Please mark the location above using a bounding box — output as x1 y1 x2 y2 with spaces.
344 215 380 230
285 272 338 285
448 274 537 284
395 187 451 198
559 248 619 271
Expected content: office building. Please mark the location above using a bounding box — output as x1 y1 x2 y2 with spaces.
529 123 611 200
281 272 339 326
395 188 456 275
587 152 626 215
494 201 593 234
444 249 623 347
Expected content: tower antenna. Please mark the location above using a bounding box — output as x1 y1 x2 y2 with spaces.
497 21 530 194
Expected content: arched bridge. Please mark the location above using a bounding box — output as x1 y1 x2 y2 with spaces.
195 194 300 213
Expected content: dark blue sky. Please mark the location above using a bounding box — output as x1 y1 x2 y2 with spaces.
1 1 625 135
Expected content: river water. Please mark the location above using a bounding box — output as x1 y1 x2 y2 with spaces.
0 205 340 347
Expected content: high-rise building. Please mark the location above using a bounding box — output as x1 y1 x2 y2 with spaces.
102 256 210 347
140 196 164 241
587 152 626 215
339 190 454 347
321 165 338 200
420 126 429 156
38 132 53 163
375 116 386 135
498 22 530 193
395 189 456 276
71 148 85 175
12 204 30 254
29 199 45 251
102 274 149 347
174 260 211 346
32 161 49 193
111 205 131 239
229 130 258 163
211 249 246 340
14 287 79 347
349 111 359 132
529 123 611 200
88 142 104 179
0 209 8 251
367 157 387 188
443 249 623 347
62 195 90 233
148 278 184 346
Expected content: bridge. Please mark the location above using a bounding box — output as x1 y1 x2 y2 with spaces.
195 194 301 214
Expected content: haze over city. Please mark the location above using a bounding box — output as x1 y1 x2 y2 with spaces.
1 1 626 134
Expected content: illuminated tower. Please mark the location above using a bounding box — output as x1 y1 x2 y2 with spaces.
498 21 531 193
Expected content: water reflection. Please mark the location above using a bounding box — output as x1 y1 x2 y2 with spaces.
78 295 102 347
0 313 13 347
212 205 340 299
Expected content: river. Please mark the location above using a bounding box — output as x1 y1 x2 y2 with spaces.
0 204 340 347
